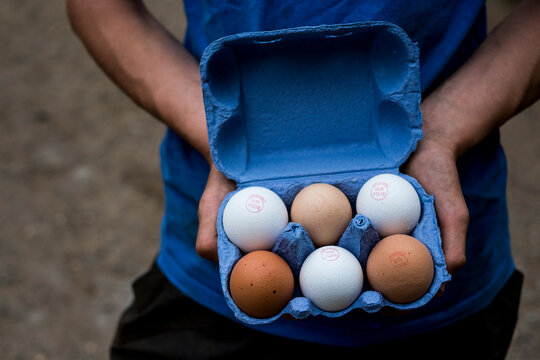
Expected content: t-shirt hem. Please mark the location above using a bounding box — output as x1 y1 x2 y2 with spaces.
157 249 515 347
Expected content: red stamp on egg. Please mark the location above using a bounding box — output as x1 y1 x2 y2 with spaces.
389 251 409 268
245 193 266 213
321 247 340 261
371 181 388 201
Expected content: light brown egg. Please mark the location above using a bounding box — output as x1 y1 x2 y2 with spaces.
290 183 352 247
229 250 294 318
366 234 434 304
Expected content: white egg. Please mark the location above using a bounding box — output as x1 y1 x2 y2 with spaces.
356 173 421 237
222 186 289 253
299 246 363 312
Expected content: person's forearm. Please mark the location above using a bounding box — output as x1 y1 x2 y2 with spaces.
66 0 211 163
422 0 540 157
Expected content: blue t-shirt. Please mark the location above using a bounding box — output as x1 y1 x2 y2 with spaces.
156 0 514 347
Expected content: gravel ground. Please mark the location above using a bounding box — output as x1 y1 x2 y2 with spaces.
1 1 538 359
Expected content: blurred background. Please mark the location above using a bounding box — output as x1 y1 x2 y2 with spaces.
1 0 538 359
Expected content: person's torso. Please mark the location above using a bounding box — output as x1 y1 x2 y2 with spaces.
156 0 515 347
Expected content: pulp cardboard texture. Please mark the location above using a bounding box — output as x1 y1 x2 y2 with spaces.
200 21 451 325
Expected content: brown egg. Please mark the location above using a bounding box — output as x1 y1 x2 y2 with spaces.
366 234 434 304
229 250 294 318
290 183 352 247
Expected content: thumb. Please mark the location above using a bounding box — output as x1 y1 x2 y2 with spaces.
401 140 469 277
196 166 236 263
432 174 469 276
196 192 221 263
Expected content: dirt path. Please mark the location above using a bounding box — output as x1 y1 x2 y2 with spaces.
1 1 538 359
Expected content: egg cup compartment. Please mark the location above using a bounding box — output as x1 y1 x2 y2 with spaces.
216 172 450 324
201 22 451 325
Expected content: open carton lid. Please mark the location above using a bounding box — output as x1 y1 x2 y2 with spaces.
201 21 423 184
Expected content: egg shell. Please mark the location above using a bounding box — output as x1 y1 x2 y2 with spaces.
356 173 421 237
222 186 289 252
229 250 295 318
366 234 434 304
291 183 353 247
299 246 364 312
217 174 449 324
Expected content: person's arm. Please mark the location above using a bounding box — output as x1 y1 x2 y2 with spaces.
403 0 540 275
67 0 236 263
67 0 210 162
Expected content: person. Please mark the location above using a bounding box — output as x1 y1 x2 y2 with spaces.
66 0 540 359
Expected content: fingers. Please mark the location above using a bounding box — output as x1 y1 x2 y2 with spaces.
195 166 236 263
196 193 220 263
422 150 469 275
402 141 469 277
433 183 468 297
435 282 446 297
433 185 469 275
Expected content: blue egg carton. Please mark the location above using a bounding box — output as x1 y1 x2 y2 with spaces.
200 21 451 325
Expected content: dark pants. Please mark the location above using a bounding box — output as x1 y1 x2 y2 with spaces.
110 262 523 360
